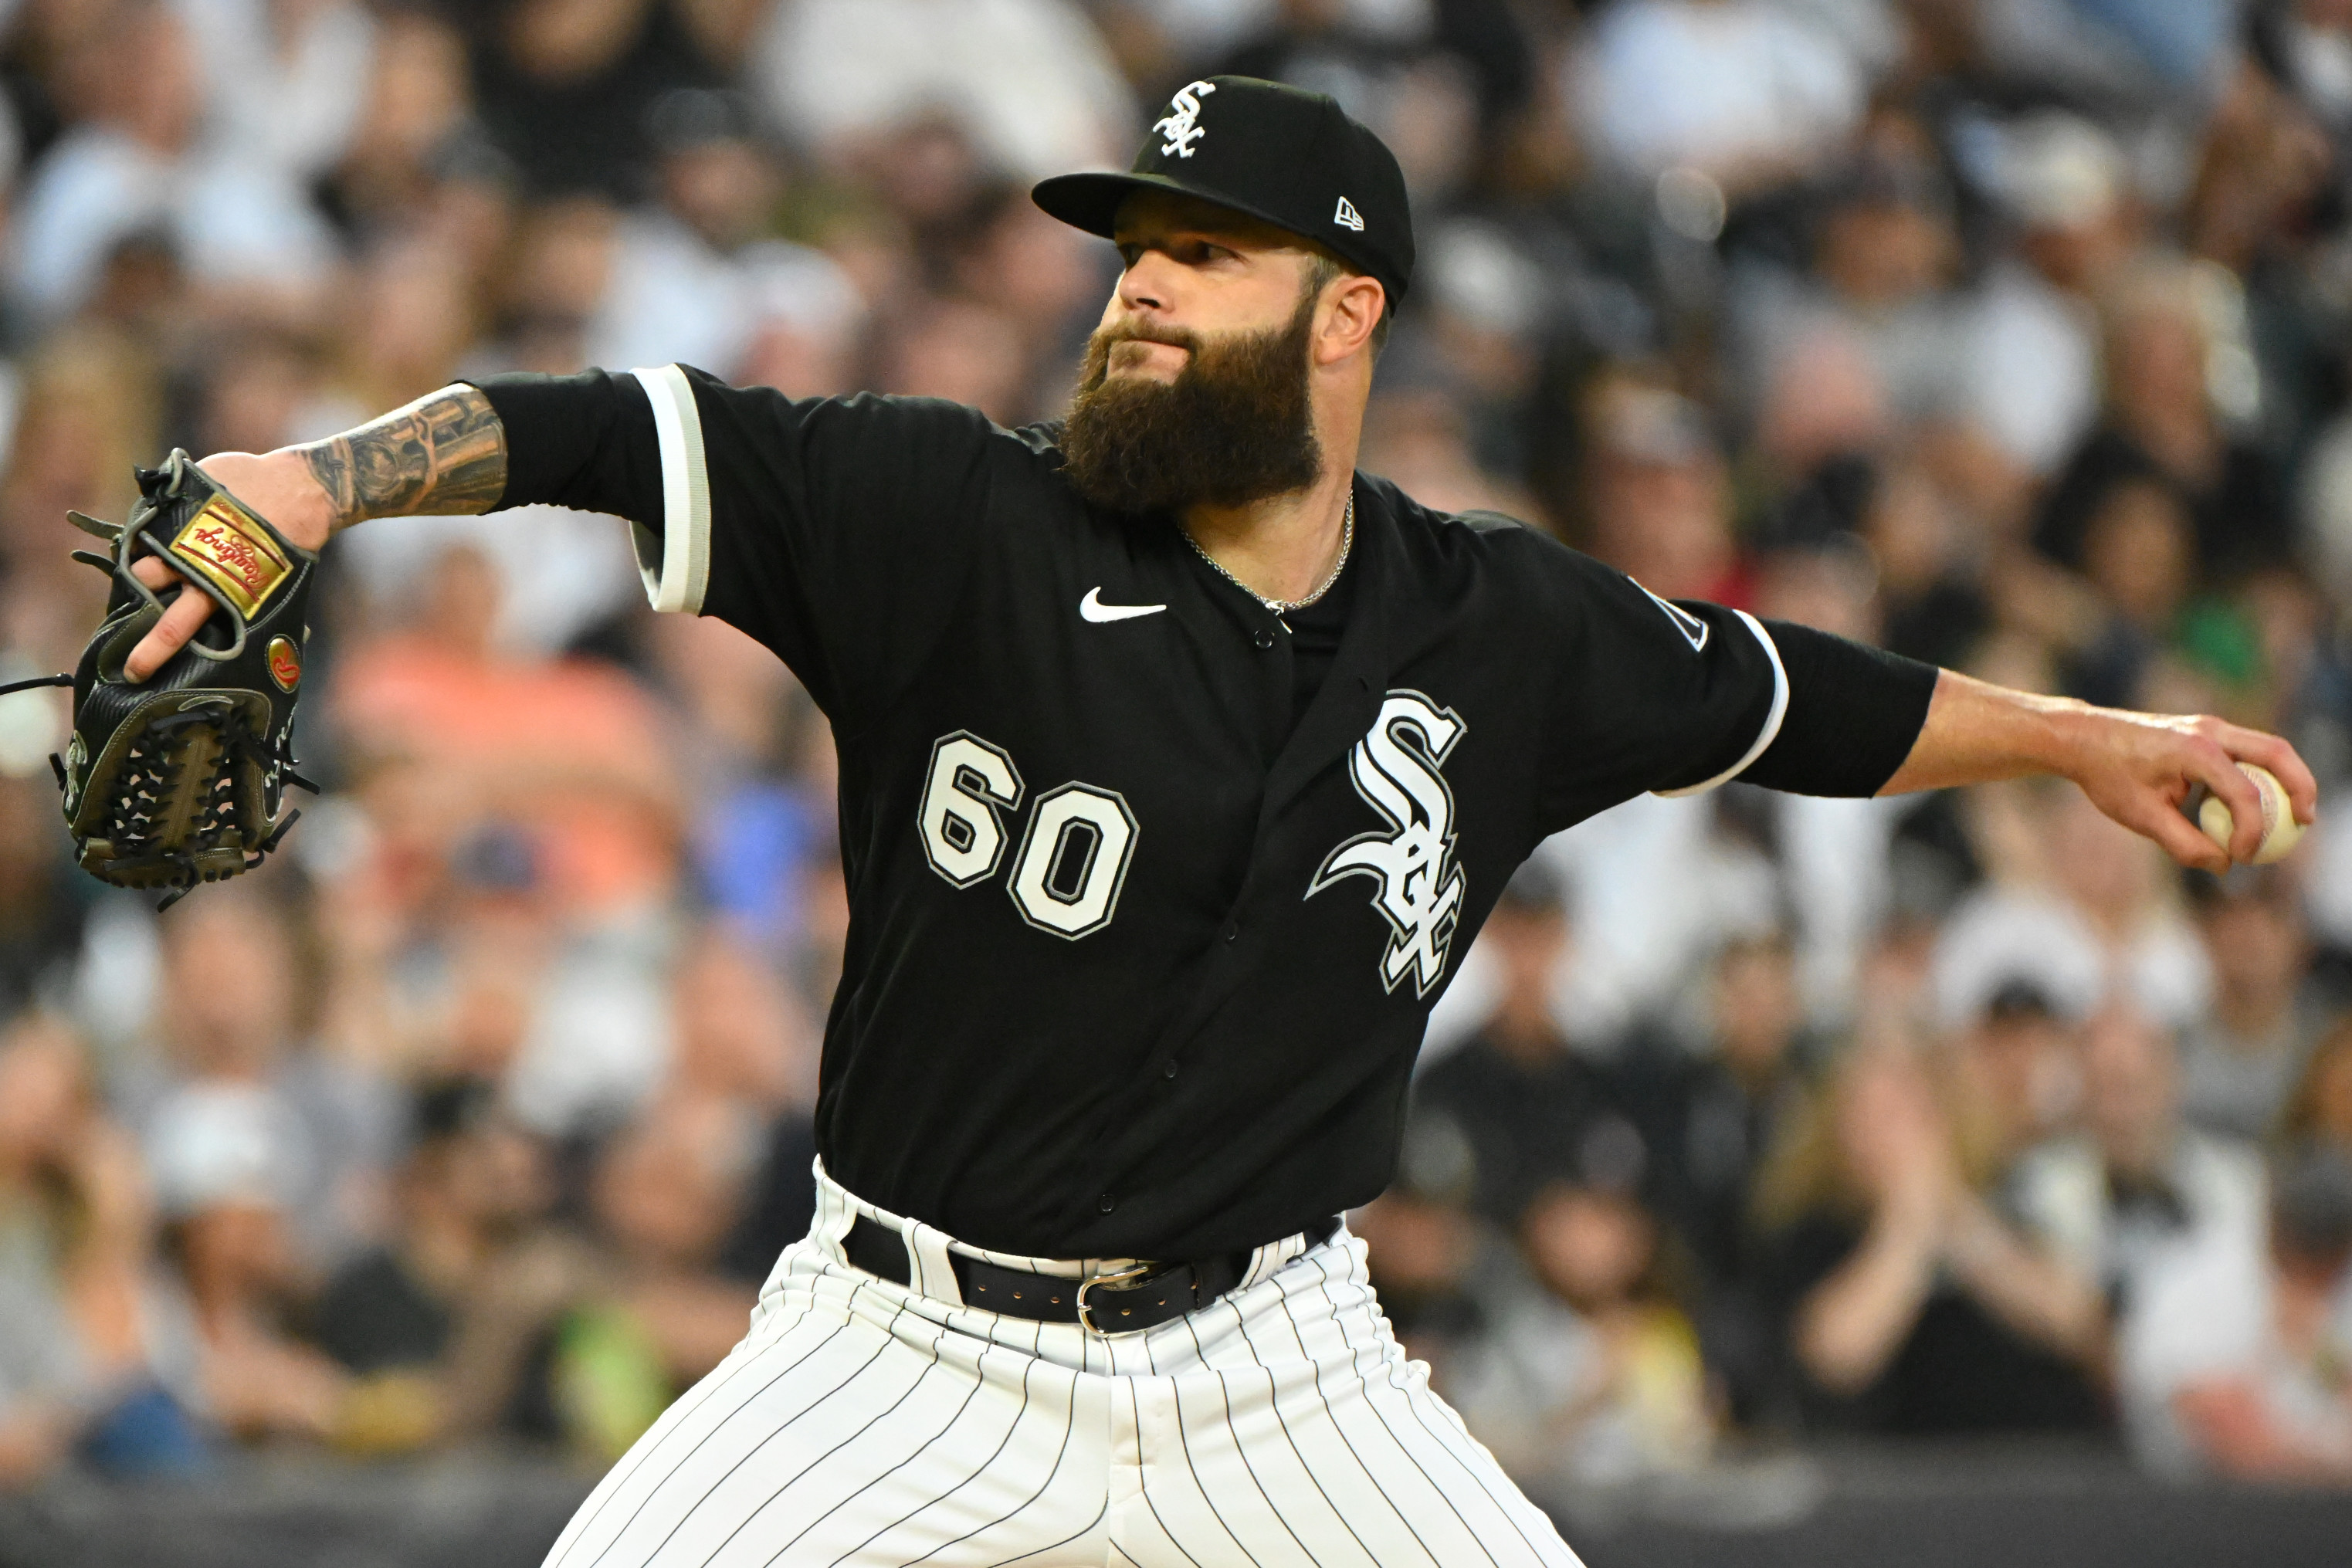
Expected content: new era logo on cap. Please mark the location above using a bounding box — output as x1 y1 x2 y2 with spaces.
1334 197 1364 232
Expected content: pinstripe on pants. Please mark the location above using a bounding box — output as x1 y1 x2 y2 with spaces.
541 1166 1585 1568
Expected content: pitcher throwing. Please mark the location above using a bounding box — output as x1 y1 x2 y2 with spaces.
95 76 2312 1567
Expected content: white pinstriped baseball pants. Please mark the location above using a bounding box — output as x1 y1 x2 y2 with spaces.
541 1165 1582 1568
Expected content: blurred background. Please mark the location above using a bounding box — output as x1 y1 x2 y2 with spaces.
4 0 2352 1564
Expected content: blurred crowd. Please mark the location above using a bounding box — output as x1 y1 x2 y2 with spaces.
5 0 2352 1513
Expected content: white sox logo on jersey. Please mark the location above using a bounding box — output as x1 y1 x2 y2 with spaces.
1309 690 1468 997
1154 81 1216 158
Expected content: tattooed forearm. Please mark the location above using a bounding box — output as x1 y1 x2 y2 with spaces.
297 384 507 530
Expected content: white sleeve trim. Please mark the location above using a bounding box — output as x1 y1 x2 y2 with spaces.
1653 610 1790 798
629 365 711 614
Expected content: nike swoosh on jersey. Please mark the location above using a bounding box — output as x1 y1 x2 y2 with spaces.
1079 588 1168 622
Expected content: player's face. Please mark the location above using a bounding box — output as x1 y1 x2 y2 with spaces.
1101 191 1321 381
1061 265 1323 513
1055 190 1334 514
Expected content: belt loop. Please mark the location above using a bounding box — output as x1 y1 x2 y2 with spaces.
1245 1232 1304 1289
904 1217 965 1306
1240 1217 1340 1289
813 1157 857 1260
1239 1240 1276 1290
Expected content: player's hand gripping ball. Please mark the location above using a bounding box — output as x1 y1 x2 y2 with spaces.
2198 762 2306 865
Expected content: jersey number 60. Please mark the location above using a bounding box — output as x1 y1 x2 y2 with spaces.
918 731 1139 940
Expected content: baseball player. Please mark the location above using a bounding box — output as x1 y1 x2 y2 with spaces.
113 76 2311 1567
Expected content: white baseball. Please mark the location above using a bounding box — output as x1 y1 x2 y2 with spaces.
2198 762 2305 865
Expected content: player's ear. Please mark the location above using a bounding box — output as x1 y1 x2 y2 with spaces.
1314 273 1385 366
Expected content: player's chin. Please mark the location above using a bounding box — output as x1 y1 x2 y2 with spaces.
1107 344 1188 382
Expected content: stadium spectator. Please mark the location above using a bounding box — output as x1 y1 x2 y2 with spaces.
670 934 824 1285
1933 779 2212 1035
1446 1180 1715 1488
1951 111 2138 482
2279 1018 2352 1155
0 1011 205 1486
0 776 86 1020
1732 130 1965 476
466 0 730 199
553 1096 760 1458
8 0 337 325
1628 930 1817 1421
307 1077 585 1453
2035 260 2293 588
2120 1146 2352 1478
133 891 398 1271
2011 1002 2269 1316
147 1078 350 1444
1940 979 2086 1170
1411 862 1642 1231
1350 1154 1513 1395
1755 1045 2108 1434
1577 374 1745 605
0 1014 95 1489
1574 0 1869 192
332 541 686 919
2177 866 2330 1141
752 0 1134 184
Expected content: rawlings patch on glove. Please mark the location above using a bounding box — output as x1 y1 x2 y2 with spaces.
0 451 320 908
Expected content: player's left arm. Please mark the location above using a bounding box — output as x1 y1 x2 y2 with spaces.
121 384 508 679
1873 667 2315 875
1723 620 2312 874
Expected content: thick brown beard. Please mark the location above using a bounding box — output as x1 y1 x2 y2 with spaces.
1060 286 1322 515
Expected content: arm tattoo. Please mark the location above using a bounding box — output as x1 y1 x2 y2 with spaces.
297 384 507 528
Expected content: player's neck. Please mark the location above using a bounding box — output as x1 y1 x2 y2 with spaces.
1181 455 1358 608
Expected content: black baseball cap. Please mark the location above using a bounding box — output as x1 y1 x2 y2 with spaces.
1032 76 1413 309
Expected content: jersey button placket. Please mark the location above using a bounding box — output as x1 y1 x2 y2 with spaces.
1253 628 1276 650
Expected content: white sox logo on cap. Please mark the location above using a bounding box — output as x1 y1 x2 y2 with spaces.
1154 80 1216 159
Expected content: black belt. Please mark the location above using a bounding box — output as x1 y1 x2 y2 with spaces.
843 1211 1340 1334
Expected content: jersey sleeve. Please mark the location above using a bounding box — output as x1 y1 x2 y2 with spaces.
1532 545 1789 834
1737 621 1939 797
470 365 998 726
1529 542 1941 834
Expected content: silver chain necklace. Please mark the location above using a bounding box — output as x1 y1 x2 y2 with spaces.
1183 491 1354 617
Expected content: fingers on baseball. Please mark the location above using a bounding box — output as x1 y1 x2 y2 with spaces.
2138 793 2232 872
125 583 213 682
2183 733 2266 865
2209 720 2320 825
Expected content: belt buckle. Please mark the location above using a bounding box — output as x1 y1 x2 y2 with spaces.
1074 1259 1154 1336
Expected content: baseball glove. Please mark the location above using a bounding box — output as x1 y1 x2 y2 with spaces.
0 451 319 909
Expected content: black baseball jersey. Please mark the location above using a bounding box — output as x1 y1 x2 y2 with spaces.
473 364 1937 1261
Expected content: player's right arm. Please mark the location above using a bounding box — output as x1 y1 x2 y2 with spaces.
1528 533 2316 873
1873 667 2313 873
